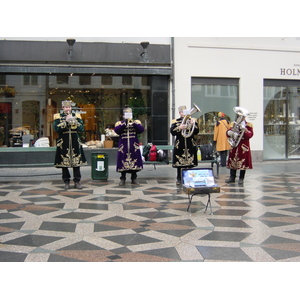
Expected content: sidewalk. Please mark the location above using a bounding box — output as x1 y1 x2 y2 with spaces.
1 160 300 262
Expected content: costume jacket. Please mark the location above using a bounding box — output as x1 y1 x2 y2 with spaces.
226 121 253 170
114 119 144 172
213 118 231 152
53 111 87 168
170 117 199 168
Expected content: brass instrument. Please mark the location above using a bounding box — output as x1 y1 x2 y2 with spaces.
126 119 133 128
67 115 77 126
227 106 249 148
65 114 78 129
181 103 201 138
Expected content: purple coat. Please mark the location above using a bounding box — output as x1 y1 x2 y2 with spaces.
114 119 144 172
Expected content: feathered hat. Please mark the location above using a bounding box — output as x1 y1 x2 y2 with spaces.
178 105 187 112
62 100 73 107
123 107 132 114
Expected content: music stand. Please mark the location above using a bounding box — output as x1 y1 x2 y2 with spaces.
182 168 220 215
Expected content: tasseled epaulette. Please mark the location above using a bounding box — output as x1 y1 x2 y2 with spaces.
54 113 61 120
75 113 82 119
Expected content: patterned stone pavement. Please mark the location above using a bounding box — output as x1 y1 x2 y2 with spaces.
1 162 300 262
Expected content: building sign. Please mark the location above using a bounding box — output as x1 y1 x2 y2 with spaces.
280 64 300 76
248 112 257 121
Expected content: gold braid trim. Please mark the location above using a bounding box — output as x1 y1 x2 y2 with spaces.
54 113 61 120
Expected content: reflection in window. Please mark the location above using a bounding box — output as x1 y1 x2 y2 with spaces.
263 83 300 160
56 75 69 84
192 77 239 122
22 100 40 139
0 74 154 147
23 75 38 85
0 74 6 85
102 75 112 85
122 75 132 85
79 75 91 85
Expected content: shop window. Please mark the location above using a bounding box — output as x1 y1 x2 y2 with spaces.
205 85 218 96
192 77 239 144
102 75 112 85
23 75 38 85
0 74 6 85
22 100 40 138
79 75 91 85
141 76 150 86
56 75 69 84
31 75 38 85
122 75 132 85
264 80 300 160
1 73 166 147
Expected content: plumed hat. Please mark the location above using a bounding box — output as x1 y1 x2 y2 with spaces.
123 107 132 113
62 100 73 107
178 105 187 112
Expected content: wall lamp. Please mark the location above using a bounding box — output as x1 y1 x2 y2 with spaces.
67 38 76 58
140 41 149 62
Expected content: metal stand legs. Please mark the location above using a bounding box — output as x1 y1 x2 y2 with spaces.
187 193 213 215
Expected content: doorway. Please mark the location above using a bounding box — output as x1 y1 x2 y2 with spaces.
264 81 300 159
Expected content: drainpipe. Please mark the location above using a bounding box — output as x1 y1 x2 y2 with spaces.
171 37 175 120
171 37 175 145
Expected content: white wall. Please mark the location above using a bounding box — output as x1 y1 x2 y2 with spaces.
173 37 300 153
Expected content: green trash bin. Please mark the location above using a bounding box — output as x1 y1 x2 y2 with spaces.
91 153 109 180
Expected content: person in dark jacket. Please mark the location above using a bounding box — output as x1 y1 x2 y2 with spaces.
53 100 87 190
114 107 144 186
170 105 199 185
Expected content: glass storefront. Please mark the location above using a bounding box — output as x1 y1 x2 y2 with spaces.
264 80 300 160
191 77 239 144
0 74 160 147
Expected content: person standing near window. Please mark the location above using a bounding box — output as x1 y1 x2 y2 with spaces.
213 112 231 167
53 99 87 189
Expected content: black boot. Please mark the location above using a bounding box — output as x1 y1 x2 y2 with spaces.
176 168 182 185
225 177 235 183
226 169 236 183
64 181 70 190
74 181 83 189
119 179 125 186
238 170 246 185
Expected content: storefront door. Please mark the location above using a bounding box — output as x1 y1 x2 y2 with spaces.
264 80 300 159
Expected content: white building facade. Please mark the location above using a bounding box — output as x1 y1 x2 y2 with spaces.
172 37 300 161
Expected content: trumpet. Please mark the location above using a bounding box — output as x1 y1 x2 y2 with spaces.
125 119 133 128
181 103 201 138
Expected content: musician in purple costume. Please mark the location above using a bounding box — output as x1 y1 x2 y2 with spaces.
114 107 144 186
